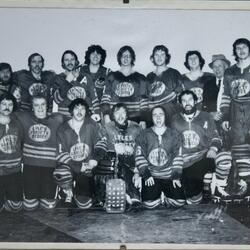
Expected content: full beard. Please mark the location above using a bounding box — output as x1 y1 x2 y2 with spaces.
182 106 197 115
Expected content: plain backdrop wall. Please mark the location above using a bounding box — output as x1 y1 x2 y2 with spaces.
0 8 250 75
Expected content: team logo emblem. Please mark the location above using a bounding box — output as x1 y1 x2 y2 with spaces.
0 135 18 154
115 82 135 97
231 79 250 97
67 86 86 101
183 130 200 149
150 81 166 97
28 124 51 142
148 148 168 167
190 87 203 103
70 143 90 161
29 83 47 96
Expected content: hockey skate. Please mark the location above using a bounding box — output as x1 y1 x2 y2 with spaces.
105 154 126 213
233 179 248 204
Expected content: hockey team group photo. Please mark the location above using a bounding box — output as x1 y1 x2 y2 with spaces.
1 7 250 245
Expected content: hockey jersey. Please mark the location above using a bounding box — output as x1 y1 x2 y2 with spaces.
13 70 55 112
220 64 250 120
135 127 183 180
56 117 106 174
146 68 183 109
80 65 110 102
15 111 64 168
99 121 141 172
101 71 148 122
53 71 99 117
182 72 214 106
0 115 23 175
171 111 222 168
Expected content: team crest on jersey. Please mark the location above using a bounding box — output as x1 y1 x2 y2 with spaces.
148 148 168 167
28 124 51 142
115 82 135 97
0 135 18 154
95 78 105 88
67 86 86 101
29 83 47 96
190 87 203 103
183 130 200 149
70 142 90 161
231 79 250 97
150 81 166 97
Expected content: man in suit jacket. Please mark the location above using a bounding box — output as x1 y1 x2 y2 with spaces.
202 54 231 118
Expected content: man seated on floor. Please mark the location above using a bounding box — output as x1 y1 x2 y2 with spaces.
94 103 141 209
135 105 185 209
171 90 222 204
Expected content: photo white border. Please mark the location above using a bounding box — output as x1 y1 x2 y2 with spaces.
1 1 250 249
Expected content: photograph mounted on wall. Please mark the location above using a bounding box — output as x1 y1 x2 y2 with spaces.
0 1 250 249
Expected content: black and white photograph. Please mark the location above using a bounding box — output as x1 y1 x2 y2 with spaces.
0 1 250 249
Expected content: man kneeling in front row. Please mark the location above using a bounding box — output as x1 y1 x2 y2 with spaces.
135 106 185 209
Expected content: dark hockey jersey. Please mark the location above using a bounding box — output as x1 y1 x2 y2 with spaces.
181 72 214 105
80 65 110 102
0 115 23 175
101 71 148 122
221 64 250 120
15 111 64 168
56 117 106 173
146 68 183 109
53 71 99 117
171 111 222 168
13 70 55 112
135 127 183 180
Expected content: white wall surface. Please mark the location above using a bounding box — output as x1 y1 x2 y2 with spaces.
0 8 250 75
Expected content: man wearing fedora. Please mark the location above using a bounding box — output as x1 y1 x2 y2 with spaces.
203 54 231 118
202 54 232 203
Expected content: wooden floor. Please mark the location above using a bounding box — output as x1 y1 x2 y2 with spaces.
0 204 249 245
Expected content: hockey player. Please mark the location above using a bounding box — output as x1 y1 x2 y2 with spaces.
94 103 141 207
13 53 55 112
54 99 106 209
182 51 214 109
0 93 23 212
220 38 250 202
171 90 222 204
80 45 110 103
16 95 64 210
0 63 21 104
101 46 147 127
146 45 183 125
135 106 185 209
53 50 100 120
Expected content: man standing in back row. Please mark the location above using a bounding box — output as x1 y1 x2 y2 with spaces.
221 38 250 202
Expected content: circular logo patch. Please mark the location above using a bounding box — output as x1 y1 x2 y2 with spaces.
183 130 200 149
231 79 250 97
150 81 166 97
0 135 18 154
29 83 47 96
70 143 90 161
67 86 86 101
190 87 203 103
28 124 51 142
115 82 135 97
148 148 168 167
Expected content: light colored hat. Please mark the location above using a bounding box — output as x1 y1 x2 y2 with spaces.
209 54 231 69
